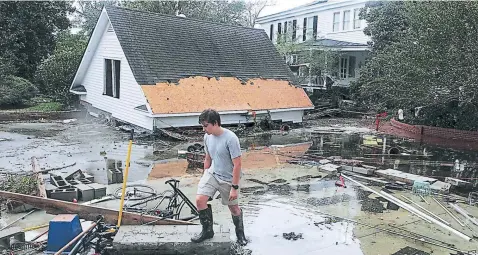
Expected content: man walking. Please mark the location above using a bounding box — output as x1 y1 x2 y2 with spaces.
191 109 248 246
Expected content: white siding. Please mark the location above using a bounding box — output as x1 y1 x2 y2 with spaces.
259 2 369 44
154 110 305 129
270 110 304 123
80 23 153 130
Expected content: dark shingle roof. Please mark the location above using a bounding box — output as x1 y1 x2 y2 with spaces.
71 85 86 92
305 39 368 48
105 6 294 85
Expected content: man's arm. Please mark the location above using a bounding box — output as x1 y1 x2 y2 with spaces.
204 153 212 172
231 156 241 186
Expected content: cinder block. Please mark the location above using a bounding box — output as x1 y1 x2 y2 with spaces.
50 188 79 202
87 183 107 199
64 169 85 181
67 180 80 186
107 169 116 184
50 175 69 188
73 183 95 201
79 178 92 185
45 183 57 198
115 170 123 183
83 173 94 182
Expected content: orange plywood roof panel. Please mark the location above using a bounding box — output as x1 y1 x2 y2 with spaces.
141 76 313 114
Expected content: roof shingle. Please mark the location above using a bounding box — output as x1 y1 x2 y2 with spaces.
105 6 295 85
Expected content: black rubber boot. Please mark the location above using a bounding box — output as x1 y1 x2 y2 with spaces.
232 209 248 246
191 204 214 243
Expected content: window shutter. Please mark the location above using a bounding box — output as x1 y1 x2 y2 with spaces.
270 24 274 40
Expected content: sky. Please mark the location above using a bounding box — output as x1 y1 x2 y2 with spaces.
258 0 316 17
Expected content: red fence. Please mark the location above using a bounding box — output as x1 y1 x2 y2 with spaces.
390 119 478 142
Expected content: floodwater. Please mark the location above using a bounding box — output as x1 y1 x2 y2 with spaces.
1 119 478 254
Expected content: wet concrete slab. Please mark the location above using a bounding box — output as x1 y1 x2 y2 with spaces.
113 225 231 255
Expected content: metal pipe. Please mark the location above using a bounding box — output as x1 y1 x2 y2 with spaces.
432 197 465 227
0 209 36 231
31 229 49 242
400 195 451 225
449 203 478 226
315 211 467 253
341 174 472 241
419 194 430 205
54 222 98 255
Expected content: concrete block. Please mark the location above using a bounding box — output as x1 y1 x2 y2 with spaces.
83 173 94 182
67 180 81 186
73 183 95 201
79 178 92 185
50 188 79 202
45 183 58 198
87 183 107 199
64 169 85 181
0 227 25 248
50 175 69 188
107 169 116 184
115 170 123 183
113 225 231 255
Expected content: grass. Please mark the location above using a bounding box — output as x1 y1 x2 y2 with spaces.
25 102 64 112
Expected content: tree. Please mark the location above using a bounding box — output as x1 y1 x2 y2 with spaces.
124 0 248 26
35 32 88 106
73 0 120 35
0 1 74 80
353 1 478 130
244 0 275 27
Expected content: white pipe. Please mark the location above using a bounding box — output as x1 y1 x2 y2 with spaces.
341 174 472 241
400 195 451 225
419 194 430 205
381 192 432 223
432 197 465 227
449 203 478 226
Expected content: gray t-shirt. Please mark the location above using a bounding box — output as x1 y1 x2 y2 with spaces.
204 128 242 182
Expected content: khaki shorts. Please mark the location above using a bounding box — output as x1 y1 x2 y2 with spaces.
197 170 239 205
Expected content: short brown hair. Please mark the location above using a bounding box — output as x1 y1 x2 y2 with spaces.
199 109 221 126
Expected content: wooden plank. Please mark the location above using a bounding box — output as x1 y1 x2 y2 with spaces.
0 191 194 226
31 157 47 198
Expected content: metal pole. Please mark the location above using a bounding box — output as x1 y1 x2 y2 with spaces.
432 197 465 227
315 211 467 254
341 174 472 241
400 195 450 225
117 129 134 227
0 209 36 231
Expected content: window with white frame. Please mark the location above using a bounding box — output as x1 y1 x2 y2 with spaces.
339 56 356 79
340 57 348 79
104 59 120 98
343 10 350 30
306 16 314 40
353 8 361 29
333 12 340 32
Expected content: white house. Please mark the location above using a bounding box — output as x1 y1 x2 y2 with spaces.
256 0 371 88
70 6 314 131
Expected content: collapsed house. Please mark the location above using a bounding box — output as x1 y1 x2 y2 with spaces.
70 6 314 131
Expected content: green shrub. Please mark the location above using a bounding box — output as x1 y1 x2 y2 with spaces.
0 75 38 106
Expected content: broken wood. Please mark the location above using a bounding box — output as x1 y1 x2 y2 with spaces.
0 191 194 226
31 157 47 198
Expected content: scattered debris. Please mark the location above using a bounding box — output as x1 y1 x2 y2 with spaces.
246 178 269 185
392 246 430 255
361 198 385 213
282 232 303 241
291 175 322 182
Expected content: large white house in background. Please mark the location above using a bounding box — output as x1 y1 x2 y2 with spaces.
256 0 371 89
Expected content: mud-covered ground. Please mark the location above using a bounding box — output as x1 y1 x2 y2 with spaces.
1 118 478 255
